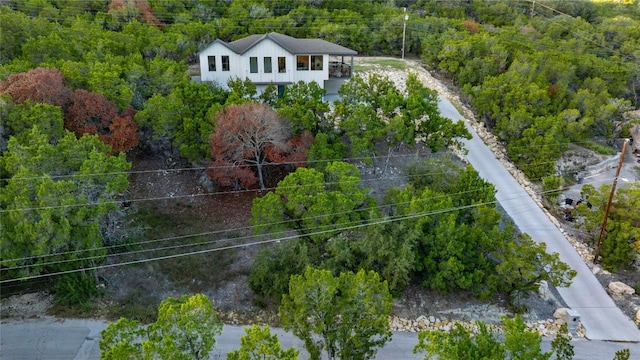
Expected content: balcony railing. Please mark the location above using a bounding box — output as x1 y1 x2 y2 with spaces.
329 61 352 78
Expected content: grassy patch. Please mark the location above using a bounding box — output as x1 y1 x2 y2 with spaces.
107 289 159 323
160 249 237 292
355 58 408 72
580 140 617 155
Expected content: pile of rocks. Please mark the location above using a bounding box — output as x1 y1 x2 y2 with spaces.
388 314 498 333
388 312 582 338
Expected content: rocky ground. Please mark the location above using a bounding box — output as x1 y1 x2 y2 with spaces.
2 57 638 338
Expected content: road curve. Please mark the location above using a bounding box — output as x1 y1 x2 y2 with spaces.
437 96 640 342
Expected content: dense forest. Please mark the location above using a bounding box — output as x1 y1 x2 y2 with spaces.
1 0 639 321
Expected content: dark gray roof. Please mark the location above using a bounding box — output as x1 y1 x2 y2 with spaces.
207 32 357 56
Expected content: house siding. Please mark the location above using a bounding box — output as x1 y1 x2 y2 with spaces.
197 34 353 94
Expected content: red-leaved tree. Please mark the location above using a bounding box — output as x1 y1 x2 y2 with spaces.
1 68 138 153
66 89 139 153
209 102 306 191
99 114 140 153
0 67 71 106
108 0 163 28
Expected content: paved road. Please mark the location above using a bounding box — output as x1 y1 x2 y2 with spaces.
437 96 640 343
1 317 639 360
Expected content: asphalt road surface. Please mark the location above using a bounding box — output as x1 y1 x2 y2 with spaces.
437 96 640 343
1 317 640 360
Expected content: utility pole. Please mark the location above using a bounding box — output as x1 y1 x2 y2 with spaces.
402 7 408 59
593 139 629 264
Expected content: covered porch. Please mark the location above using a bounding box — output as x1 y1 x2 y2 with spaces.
328 55 355 79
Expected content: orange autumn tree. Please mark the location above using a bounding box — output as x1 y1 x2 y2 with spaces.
65 89 139 153
208 102 309 191
108 0 163 28
0 67 71 106
1 68 138 153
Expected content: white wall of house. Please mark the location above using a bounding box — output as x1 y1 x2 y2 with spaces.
198 39 331 91
198 41 241 86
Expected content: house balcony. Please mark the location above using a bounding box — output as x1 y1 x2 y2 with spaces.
329 61 352 79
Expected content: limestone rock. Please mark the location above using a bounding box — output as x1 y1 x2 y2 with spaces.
554 307 568 319
538 280 549 299
608 281 635 296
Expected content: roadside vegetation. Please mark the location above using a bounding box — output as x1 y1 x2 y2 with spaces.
1 1 639 358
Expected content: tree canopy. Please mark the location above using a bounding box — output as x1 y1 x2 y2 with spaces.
208 102 309 191
99 293 222 360
280 267 393 360
577 183 640 271
227 325 299 360
414 315 553 360
0 126 130 284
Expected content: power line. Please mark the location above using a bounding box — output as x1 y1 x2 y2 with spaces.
0 185 486 266
530 0 638 62
0 190 553 284
0 173 611 274
0 153 563 214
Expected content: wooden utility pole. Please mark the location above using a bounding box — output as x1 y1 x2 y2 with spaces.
593 139 629 264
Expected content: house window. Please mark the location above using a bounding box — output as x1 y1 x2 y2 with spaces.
264 57 272 73
278 57 286 73
208 56 216 71
222 55 230 71
250 57 258 73
311 55 323 70
296 55 309 70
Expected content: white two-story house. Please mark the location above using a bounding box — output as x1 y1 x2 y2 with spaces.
197 32 357 97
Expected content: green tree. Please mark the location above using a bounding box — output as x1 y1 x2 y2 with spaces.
414 315 552 360
345 218 419 296
387 161 503 297
251 162 375 244
0 97 65 152
248 240 311 300
414 321 504 360
306 132 347 172
86 57 134 109
494 234 576 311
227 325 299 360
334 73 469 161
387 157 575 301
135 82 226 162
280 267 392 360
226 77 258 105
503 315 551 360
551 323 574 360
0 127 130 290
577 183 640 271
276 80 329 135
99 294 222 360
613 348 631 360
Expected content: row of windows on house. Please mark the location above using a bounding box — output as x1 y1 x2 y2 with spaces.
207 55 324 73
